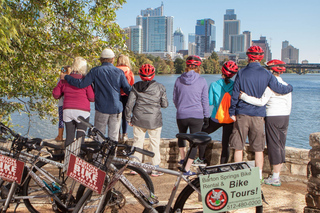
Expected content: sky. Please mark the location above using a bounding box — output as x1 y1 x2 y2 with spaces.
115 0 320 63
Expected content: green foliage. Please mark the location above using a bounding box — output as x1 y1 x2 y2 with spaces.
208 51 219 61
202 58 220 74
174 58 185 74
0 0 126 126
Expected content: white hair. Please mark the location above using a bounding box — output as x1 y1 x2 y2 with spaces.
71 57 88 75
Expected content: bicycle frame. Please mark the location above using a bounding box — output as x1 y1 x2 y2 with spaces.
92 156 198 213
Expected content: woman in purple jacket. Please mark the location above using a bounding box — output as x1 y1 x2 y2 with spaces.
173 55 210 176
52 57 95 148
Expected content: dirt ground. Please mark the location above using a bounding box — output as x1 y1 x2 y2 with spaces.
5 173 308 213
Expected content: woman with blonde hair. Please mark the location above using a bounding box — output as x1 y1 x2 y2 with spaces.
52 57 95 148
116 54 134 142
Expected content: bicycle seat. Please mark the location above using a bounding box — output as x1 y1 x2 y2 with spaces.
176 132 212 146
81 141 101 154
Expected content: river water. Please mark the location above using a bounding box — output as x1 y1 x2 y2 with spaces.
10 73 320 150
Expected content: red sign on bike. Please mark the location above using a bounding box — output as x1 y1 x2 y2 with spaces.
0 154 25 184
67 154 106 194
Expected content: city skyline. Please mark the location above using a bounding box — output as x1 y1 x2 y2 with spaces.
115 0 320 63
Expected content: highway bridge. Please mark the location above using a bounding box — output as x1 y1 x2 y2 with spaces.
239 63 320 74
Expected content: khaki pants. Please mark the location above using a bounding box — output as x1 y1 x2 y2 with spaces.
133 125 162 166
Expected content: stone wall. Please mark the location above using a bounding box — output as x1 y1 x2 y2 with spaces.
130 138 309 182
305 132 320 212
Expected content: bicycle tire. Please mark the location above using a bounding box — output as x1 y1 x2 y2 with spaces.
22 156 75 213
173 177 203 212
73 164 154 213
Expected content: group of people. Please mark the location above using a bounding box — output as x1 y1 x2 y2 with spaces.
53 45 293 185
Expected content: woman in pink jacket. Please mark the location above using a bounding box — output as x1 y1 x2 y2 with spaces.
52 57 95 147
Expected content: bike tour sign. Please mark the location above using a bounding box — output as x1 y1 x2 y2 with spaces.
67 154 106 194
199 167 261 212
0 154 25 184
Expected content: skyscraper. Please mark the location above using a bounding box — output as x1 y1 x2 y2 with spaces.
230 34 246 53
281 41 299 63
124 26 143 54
282 40 289 49
140 3 163 16
188 33 195 44
174 28 185 52
136 4 173 53
243 31 252 51
195 18 216 57
252 36 272 61
223 9 240 51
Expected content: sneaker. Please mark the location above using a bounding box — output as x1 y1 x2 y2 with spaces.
178 159 184 165
192 158 207 166
264 175 281 186
183 170 196 176
151 171 164 177
122 133 129 142
130 170 138 175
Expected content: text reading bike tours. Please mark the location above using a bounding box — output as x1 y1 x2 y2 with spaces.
200 167 261 212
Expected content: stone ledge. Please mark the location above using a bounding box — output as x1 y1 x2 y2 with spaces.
46 137 310 183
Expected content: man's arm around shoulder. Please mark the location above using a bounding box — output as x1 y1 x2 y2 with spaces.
268 74 293 94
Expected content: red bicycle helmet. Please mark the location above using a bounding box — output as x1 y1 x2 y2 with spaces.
222 61 239 78
186 55 202 68
246 46 264 61
266 59 286 73
139 64 155 81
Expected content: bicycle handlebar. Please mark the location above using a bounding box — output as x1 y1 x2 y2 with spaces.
77 116 155 158
0 123 53 152
117 144 155 158
40 141 63 150
77 116 107 140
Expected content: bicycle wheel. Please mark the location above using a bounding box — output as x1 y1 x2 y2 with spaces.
74 164 154 213
22 156 75 213
173 178 203 213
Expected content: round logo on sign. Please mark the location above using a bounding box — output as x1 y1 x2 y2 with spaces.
205 188 228 211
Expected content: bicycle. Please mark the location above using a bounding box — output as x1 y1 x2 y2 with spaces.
0 122 153 213
73 117 264 213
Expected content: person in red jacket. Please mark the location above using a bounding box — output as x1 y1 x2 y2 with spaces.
116 54 134 142
52 57 95 148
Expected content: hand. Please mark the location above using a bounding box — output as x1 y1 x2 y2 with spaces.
60 73 66 80
128 122 133 127
231 115 236 122
239 91 244 99
202 117 210 130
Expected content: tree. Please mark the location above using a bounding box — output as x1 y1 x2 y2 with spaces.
174 58 185 74
132 54 153 74
0 0 127 129
208 51 219 61
202 58 220 74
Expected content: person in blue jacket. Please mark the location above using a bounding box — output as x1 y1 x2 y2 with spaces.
229 45 293 182
202 61 239 164
60 49 131 141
